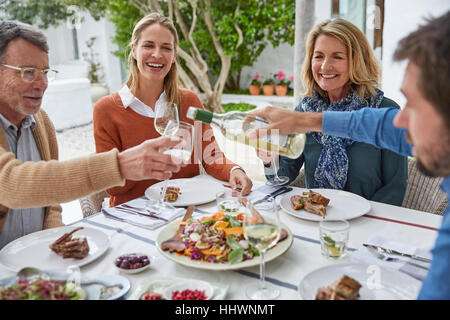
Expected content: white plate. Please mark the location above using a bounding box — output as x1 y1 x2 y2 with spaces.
128 277 229 300
145 177 225 207
156 222 293 271
163 280 214 300
0 226 110 272
298 263 421 300
0 270 130 300
280 188 371 221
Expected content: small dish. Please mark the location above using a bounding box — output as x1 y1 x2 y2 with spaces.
163 280 213 300
113 252 151 274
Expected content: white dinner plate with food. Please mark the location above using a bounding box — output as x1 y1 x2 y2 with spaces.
298 263 421 300
0 270 130 300
280 188 371 221
0 226 110 272
156 222 293 271
145 176 225 207
129 277 229 300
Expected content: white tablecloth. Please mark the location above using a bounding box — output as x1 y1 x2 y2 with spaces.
0 175 441 300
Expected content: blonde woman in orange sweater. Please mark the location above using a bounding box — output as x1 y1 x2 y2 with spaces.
93 13 252 207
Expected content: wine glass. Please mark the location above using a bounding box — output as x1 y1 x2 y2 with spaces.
242 196 281 300
154 101 179 136
150 121 194 212
266 156 289 186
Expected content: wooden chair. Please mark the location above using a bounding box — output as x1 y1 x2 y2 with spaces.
79 190 109 218
402 157 448 215
289 166 306 189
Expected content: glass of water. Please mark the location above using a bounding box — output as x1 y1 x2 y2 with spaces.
319 220 349 260
216 189 241 213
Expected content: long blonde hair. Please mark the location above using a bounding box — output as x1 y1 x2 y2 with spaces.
301 18 380 100
126 12 180 105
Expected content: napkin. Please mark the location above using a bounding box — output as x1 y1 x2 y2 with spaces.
351 235 432 281
102 198 185 230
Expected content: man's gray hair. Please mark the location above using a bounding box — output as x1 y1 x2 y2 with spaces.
0 21 49 62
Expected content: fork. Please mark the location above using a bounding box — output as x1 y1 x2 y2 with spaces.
116 205 169 222
365 245 429 270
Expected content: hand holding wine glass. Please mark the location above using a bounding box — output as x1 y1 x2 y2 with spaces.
242 197 281 300
152 121 194 211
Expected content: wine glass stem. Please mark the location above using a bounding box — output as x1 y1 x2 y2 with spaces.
271 157 280 181
259 250 266 291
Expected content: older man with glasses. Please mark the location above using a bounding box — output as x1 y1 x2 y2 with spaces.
0 21 184 248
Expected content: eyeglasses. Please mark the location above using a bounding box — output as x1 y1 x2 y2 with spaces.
0 64 58 83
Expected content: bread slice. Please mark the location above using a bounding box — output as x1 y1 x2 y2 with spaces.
303 190 330 206
304 200 327 217
330 275 362 300
316 275 361 300
290 195 306 210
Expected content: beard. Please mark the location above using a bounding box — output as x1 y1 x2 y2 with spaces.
415 128 450 178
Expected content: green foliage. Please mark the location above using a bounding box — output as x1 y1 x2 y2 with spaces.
2 0 296 95
0 0 75 29
222 102 257 113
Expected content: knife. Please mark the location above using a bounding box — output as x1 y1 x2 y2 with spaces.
115 206 169 222
363 244 431 263
252 186 293 205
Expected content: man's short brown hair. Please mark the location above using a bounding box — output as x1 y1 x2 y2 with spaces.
394 11 450 128
0 21 49 62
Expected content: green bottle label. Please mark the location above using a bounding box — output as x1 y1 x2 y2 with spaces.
195 109 214 124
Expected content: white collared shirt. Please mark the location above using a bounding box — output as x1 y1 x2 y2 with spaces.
118 85 167 118
117 85 244 177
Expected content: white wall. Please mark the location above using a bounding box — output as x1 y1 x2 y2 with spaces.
75 13 123 93
381 0 450 107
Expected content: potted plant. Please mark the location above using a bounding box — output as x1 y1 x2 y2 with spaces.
249 74 261 96
83 37 109 103
262 77 275 96
275 71 293 96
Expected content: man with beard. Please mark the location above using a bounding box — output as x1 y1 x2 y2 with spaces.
249 11 450 299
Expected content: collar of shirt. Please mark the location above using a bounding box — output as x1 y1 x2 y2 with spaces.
0 113 36 132
118 85 167 119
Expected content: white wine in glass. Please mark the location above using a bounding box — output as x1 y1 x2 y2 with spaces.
154 102 179 136
151 121 194 213
243 197 281 300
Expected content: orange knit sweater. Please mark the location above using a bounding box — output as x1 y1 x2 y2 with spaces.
93 88 237 207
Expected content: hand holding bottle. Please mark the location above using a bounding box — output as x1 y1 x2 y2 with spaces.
186 107 306 159
247 106 323 139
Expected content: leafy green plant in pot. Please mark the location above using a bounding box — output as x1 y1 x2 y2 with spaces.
262 77 275 96
249 74 261 95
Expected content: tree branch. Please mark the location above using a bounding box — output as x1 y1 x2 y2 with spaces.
167 0 174 20
150 0 163 12
129 0 151 15
234 3 244 49
201 0 231 95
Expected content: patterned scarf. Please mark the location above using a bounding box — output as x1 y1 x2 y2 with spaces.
301 88 384 189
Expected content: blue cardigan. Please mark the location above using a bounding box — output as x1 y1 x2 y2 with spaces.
269 97 408 206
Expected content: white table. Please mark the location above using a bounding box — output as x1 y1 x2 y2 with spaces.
0 176 442 300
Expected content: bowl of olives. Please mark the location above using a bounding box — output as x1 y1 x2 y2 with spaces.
114 253 151 274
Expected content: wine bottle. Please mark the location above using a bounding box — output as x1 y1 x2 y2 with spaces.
186 107 306 159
